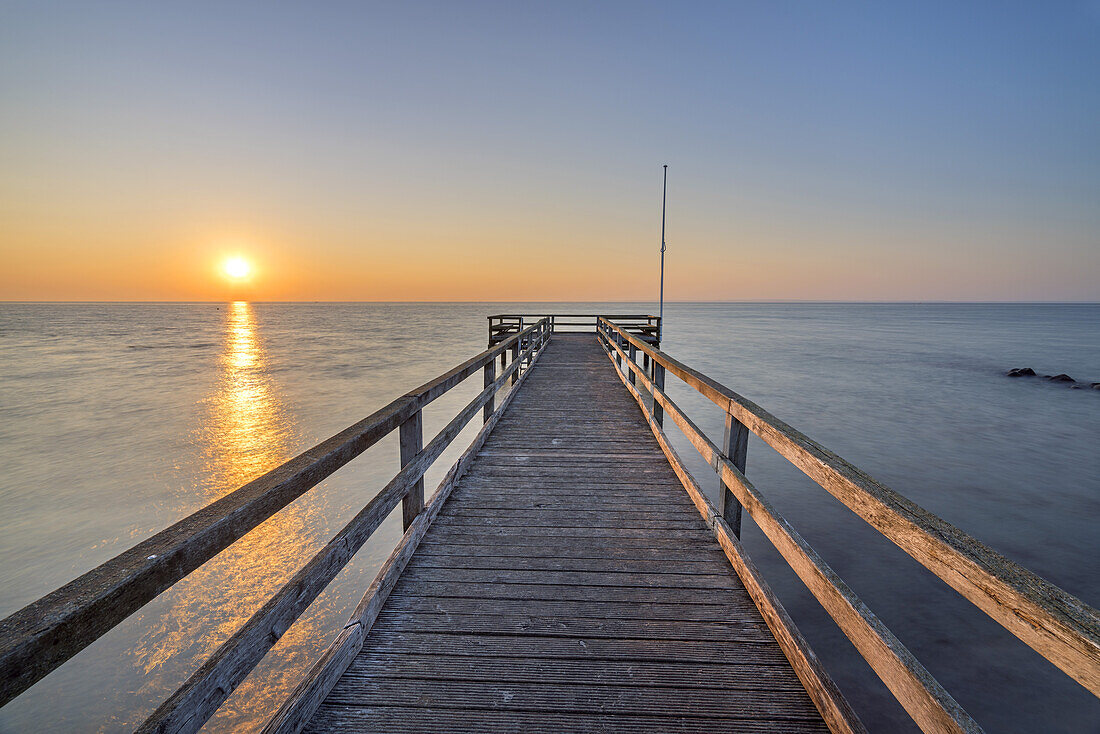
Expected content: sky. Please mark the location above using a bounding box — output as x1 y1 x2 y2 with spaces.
1 1 1098 301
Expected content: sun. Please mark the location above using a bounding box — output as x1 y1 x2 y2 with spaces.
223 257 251 279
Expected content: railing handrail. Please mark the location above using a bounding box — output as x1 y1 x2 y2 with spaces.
597 317 1100 732
0 320 552 718
488 313 658 319
487 314 661 346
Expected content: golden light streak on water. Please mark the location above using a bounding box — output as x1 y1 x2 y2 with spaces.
126 302 336 732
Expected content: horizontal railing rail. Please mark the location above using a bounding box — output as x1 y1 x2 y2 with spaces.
0 319 553 733
597 318 1100 734
488 313 660 345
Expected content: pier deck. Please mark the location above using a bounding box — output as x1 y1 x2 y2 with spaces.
302 335 828 733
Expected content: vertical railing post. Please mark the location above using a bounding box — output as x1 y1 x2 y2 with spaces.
510 337 520 385
651 361 665 427
399 409 423 531
483 357 496 424
628 342 637 386
718 412 749 538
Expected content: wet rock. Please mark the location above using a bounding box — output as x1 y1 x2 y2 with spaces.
1006 367 1036 377
1048 374 1075 383
1092 383 1100 390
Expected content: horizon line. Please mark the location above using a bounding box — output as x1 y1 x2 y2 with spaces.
3 299 1099 305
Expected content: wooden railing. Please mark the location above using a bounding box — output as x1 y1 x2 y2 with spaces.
0 319 553 733
597 318 1100 734
488 313 660 346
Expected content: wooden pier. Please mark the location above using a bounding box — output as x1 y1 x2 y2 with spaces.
295 335 833 733
1 315 1097 733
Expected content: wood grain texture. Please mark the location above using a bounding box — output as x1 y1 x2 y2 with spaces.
599 318 1100 699
296 335 832 734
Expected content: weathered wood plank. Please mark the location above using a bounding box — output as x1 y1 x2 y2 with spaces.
406 554 738 575
381 594 759 620
383 581 751 606
348 652 805 687
354 629 795 664
304 706 827 734
414 542 728 561
371 610 774 643
320 678 826 720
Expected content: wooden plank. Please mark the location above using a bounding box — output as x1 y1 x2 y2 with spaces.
445 505 700 519
348 652 805 687
431 515 704 530
414 542 728 561
381 595 759 620
355 629 795 664
397 567 741 590
370 610 774 643
424 525 716 539
304 706 827 734
419 533 721 551
383 581 751 606
319 678 825 720
406 554 733 575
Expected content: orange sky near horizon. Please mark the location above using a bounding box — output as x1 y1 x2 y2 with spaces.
2 214 1093 302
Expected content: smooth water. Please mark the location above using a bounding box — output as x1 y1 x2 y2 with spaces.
0 302 1097 732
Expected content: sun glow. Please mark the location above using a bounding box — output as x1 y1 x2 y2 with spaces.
223 257 252 279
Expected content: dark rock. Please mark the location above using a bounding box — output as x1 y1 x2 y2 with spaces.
1049 373 1075 383
1006 367 1036 377
1092 383 1100 390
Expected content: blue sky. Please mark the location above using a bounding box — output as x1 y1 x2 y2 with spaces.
2 1 1098 300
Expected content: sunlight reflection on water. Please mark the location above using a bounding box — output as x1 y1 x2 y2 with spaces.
127 303 327 731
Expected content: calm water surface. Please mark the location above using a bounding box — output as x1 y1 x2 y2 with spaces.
0 302 1097 732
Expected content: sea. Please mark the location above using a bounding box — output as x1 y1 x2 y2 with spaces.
0 302 1097 733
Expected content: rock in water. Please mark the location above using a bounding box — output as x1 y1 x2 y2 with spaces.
1049 373 1075 383
1006 367 1036 377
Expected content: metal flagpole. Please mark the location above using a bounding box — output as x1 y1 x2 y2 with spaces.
659 164 667 344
